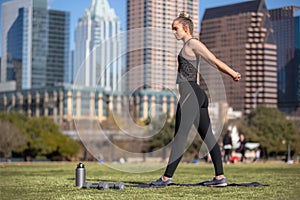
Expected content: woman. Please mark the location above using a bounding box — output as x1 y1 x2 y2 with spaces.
151 12 241 187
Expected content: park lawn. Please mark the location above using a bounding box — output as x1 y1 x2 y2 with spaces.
0 162 299 200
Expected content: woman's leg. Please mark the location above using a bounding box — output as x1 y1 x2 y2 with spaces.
193 88 224 176
164 87 199 178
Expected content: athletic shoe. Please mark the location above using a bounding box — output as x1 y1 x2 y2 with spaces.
150 177 173 186
201 177 227 187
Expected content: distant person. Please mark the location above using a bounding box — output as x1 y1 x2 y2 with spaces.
238 134 247 162
193 154 199 164
223 130 232 164
253 148 261 162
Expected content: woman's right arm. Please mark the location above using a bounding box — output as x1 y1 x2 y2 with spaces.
189 39 241 81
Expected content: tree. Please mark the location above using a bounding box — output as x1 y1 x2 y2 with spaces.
148 116 175 160
0 113 81 161
25 116 81 161
239 106 299 157
149 117 175 150
0 120 27 158
148 116 207 161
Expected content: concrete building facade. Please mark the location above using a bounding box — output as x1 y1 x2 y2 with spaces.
200 0 277 114
0 85 177 126
126 0 199 92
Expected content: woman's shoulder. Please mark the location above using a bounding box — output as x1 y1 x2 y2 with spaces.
188 37 199 43
187 38 203 48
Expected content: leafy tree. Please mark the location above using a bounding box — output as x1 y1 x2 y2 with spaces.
238 106 299 157
146 116 175 160
149 116 175 150
0 113 81 160
0 112 29 133
148 116 207 161
0 120 27 158
25 116 81 160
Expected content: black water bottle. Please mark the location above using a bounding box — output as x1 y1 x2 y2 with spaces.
76 163 86 187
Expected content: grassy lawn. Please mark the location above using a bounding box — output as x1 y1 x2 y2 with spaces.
0 161 299 200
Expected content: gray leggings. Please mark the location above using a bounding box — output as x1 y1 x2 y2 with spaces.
164 81 224 177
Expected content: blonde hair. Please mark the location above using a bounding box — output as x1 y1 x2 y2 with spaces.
172 11 193 34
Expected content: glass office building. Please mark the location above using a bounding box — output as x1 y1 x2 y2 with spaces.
6 8 25 83
1 0 32 89
295 16 300 109
270 6 300 113
1 0 70 90
47 10 70 86
31 0 48 88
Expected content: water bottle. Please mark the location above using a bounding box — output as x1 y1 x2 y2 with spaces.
75 163 86 187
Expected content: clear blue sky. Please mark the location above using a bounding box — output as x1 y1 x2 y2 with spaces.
1 0 300 53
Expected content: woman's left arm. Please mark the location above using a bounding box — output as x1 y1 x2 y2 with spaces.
189 39 241 81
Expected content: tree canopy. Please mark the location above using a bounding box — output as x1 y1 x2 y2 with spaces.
0 113 81 161
238 106 300 156
0 120 27 158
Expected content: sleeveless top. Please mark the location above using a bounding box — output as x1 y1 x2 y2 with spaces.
176 38 200 84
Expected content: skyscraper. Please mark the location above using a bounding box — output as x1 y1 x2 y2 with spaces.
295 16 300 110
1 0 32 89
200 0 277 114
1 0 70 90
74 0 122 91
47 10 70 86
126 0 199 92
269 6 300 113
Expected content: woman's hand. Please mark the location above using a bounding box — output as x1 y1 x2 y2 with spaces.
233 72 241 82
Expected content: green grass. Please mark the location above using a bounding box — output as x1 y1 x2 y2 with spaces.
0 162 299 200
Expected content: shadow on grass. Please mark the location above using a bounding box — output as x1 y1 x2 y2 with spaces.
68 177 269 188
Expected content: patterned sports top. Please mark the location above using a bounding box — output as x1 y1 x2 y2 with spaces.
176 38 200 84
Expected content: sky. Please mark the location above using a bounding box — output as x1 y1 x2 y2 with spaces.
1 0 300 54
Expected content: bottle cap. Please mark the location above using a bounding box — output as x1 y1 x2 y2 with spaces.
77 163 85 168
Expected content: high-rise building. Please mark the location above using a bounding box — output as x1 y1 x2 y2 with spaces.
74 0 122 91
126 0 199 92
269 7 300 113
295 16 300 109
1 0 32 89
200 0 277 114
1 0 70 90
47 10 70 86
69 50 74 84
